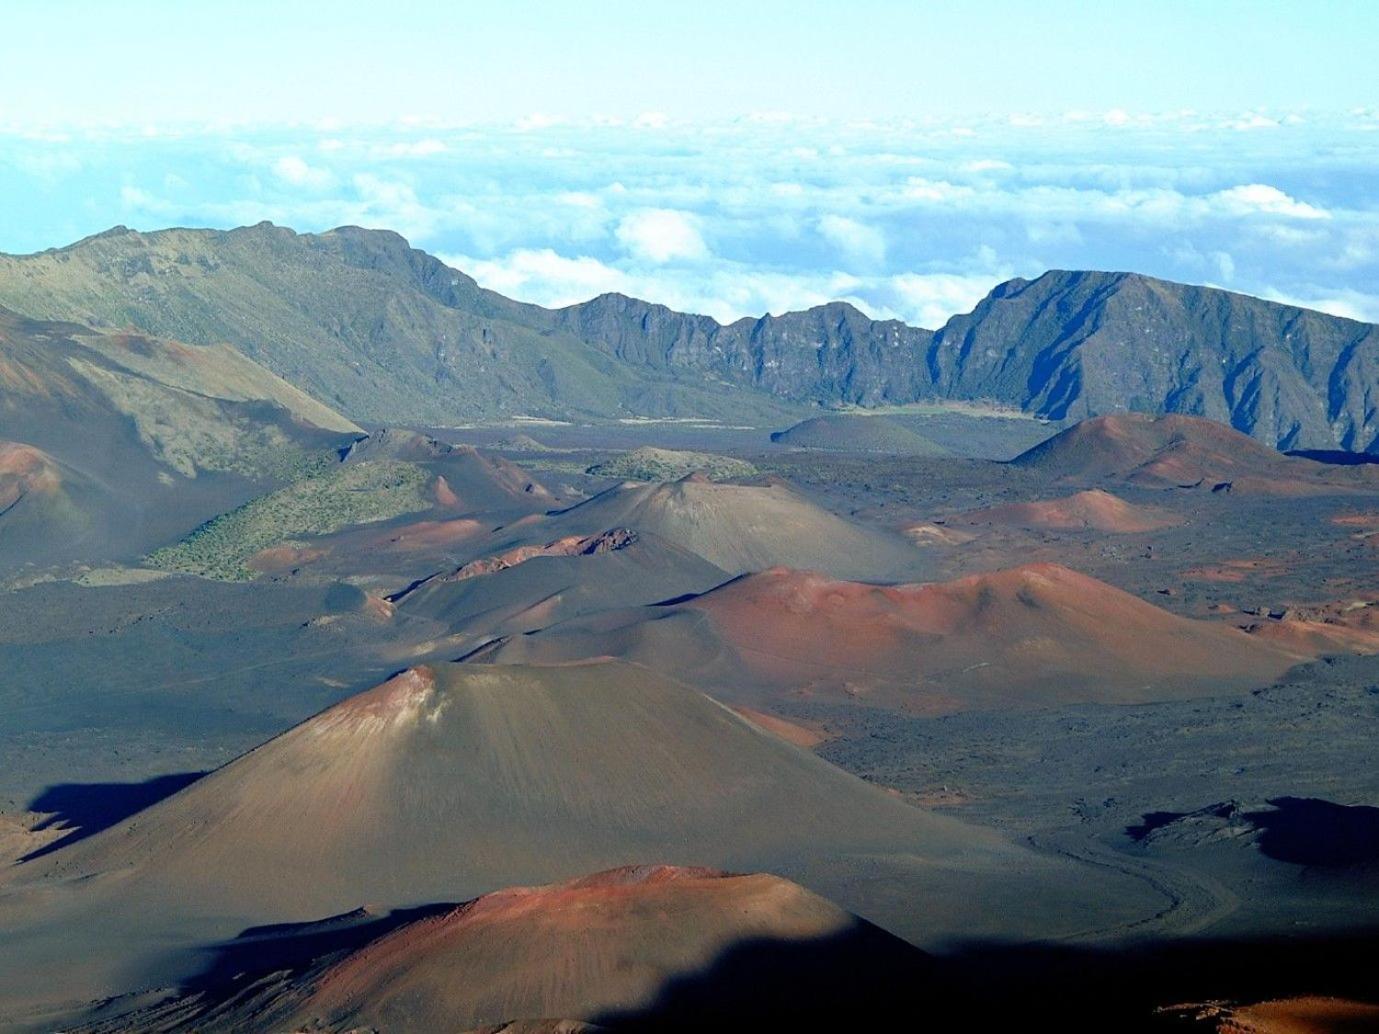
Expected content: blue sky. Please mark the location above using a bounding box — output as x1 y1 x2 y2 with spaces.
3 2 1378 325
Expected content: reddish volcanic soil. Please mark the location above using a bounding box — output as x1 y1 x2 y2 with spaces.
433 474 462 507
12 661 1176 1025
77 866 930 1033
540 474 923 579
11 661 1016 922
729 706 830 748
1330 511 1379 549
960 489 1182 533
247 516 487 575
1014 414 1281 481
1241 598 1379 656
1163 995 1379 1032
483 564 1305 714
245 542 330 573
1183 558 1293 584
1011 413 1372 494
902 522 977 546
0 441 61 510
1328 511 1379 527
414 529 639 586
286 866 924 1032
684 563 1304 710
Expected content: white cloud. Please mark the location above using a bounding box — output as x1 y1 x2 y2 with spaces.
615 208 708 263
901 177 976 203
273 154 333 189
1260 287 1379 324
515 113 562 131
556 191 601 208
375 138 447 157
873 272 1007 328
1025 221 1084 246
962 159 1014 173
817 215 886 265
7 114 1376 341
450 248 838 323
1212 183 1329 220
449 245 1009 330
1230 113 1280 131
442 248 630 307
120 184 158 207
349 174 440 239
1247 223 1329 246
13 149 83 180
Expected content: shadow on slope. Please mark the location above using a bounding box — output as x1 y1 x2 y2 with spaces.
72 879 934 1033
22 772 205 860
1289 449 1379 467
928 929 1379 1032
1250 797 1379 867
71 917 1379 1031
587 925 932 1031
1129 797 1379 868
191 902 458 999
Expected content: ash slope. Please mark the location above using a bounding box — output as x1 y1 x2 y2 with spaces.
80 867 931 1033
959 489 1182 532
476 564 1303 714
12 662 1019 921
367 471 916 629
770 413 950 455
0 305 358 570
534 474 924 579
0 661 1164 1028
1012 413 1377 493
3 226 1377 448
391 530 731 639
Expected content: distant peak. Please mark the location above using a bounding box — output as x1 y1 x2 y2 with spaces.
322 224 407 242
61 225 140 250
813 299 867 315
586 291 663 310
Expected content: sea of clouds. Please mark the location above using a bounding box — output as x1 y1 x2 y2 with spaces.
4 108 1378 327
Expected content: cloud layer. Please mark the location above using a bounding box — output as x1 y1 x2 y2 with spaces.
2 110 1378 327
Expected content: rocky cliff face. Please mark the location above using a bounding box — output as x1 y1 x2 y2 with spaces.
550 294 935 405
927 271 1379 451
1 226 1375 449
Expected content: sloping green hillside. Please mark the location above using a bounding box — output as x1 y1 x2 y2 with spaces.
147 460 432 580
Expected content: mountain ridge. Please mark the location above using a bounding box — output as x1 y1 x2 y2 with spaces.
1 224 1375 449
927 268 1379 450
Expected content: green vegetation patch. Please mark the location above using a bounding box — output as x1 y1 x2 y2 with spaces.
587 446 757 482
147 460 432 580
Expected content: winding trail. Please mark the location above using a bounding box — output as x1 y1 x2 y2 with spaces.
1028 828 1241 943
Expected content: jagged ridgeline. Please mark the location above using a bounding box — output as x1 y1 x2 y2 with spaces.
1 224 1377 448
